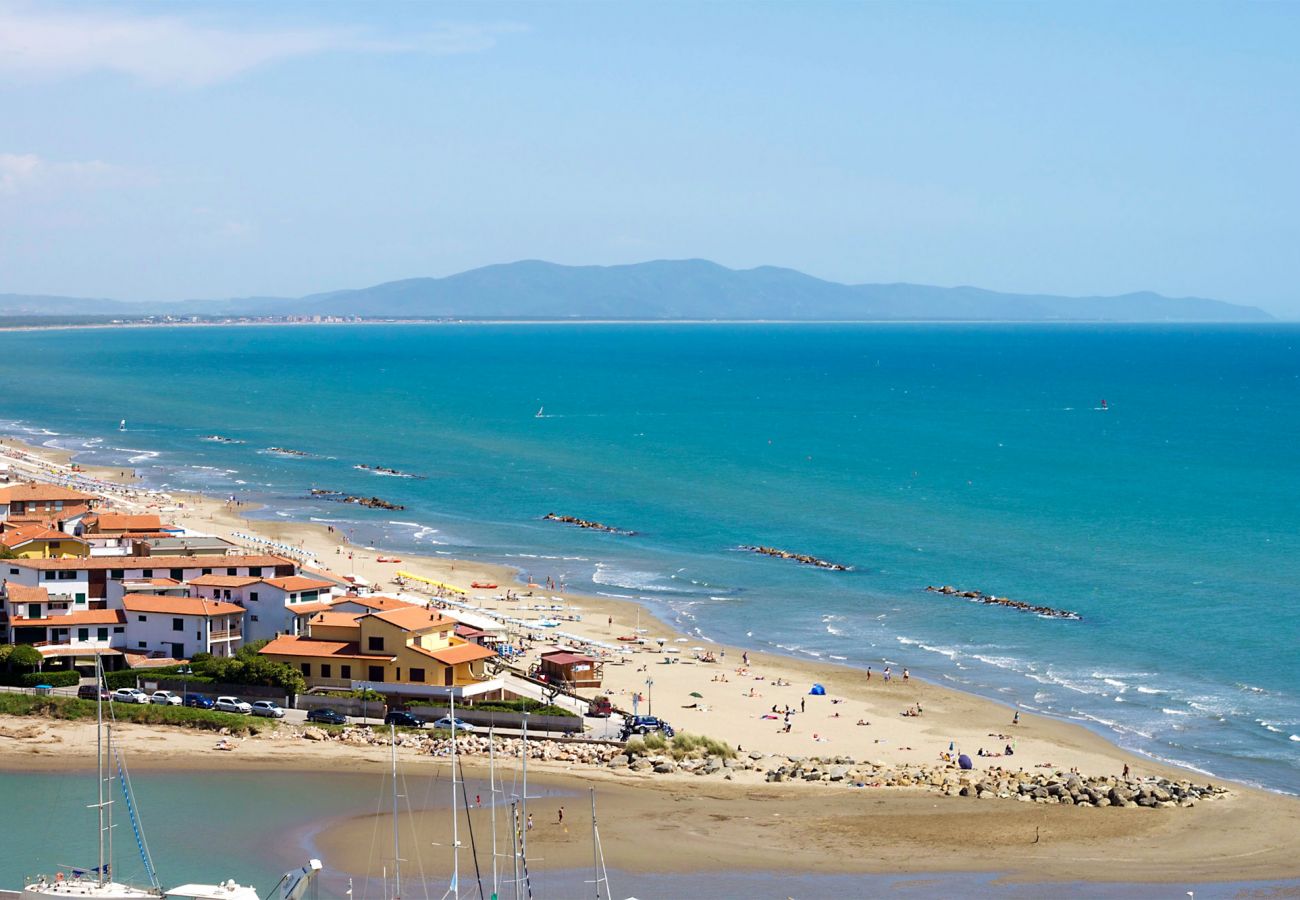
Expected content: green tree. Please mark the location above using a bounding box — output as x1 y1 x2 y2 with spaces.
7 645 43 672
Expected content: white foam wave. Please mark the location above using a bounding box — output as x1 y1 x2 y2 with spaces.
1162 708 1191 716
1135 686 1166 695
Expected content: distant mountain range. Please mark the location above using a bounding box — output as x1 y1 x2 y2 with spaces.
0 259 1273 322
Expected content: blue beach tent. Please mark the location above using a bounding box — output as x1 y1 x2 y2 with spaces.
809 683 826 695
958 754 973 770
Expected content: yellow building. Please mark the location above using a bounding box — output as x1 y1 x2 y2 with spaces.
259 604 496 692
0 524 89 558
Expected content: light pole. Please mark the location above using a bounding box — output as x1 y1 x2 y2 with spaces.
177 665 193 705
644 677 654 717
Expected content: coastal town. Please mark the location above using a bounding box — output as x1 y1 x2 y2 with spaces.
1 435 1298 892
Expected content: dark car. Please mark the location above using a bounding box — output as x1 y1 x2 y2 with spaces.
306 708 349 725
184 694 215 709
384 710 424 728
77 684 111 701
620 715 674 740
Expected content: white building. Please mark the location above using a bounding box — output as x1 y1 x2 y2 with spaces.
120 594 244 659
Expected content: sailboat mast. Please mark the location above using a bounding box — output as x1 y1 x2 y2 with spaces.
390 724 400 899
450 693 460 899
489 728 498 900
96 654 105 887
590 789 600 900
520 714 528 866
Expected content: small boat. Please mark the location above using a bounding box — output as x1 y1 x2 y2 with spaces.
1100 398 1109 410
471 581 498 589
118 419 126 431
376 556 402 563
616 634 641 642
535 406 544 418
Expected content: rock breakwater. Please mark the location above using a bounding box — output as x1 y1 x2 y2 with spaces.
543 513 636 535
925 585 1081 620
740 546 850 571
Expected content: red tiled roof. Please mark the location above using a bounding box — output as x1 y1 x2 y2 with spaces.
308 611 363 629
0 482 96 503
422 642 496 666
366 606 456 632
258 635 392 661
0 524 87 548
3 583 50 604
263 576 335 592
10 609 125 627
88 513 164 532
121 594 244 617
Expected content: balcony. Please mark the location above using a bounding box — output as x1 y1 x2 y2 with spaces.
210 628 243 641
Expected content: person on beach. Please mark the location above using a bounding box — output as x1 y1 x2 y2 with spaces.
866 667 872 681
742 651 749 666
527 814 534 831
884 667 891 682
801 697 806 713
903 668 910 682
1013 711 1020 725
557 807 564 825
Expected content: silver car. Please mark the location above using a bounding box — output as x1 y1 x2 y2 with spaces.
214 695 252 714
111 688 149 705
250 700 286 718
151 690 182 706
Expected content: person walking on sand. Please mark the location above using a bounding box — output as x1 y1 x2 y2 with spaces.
742 651 749 667
1013 710 1020 726
557 806 564 825
527 813 534 831
866 667 872 681
884 667 892 682
800 697 805 713
903 668 909 682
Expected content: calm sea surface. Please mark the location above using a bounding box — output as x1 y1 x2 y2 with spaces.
1 323 1297 792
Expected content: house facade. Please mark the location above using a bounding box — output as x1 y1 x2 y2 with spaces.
120 594 244 659
0 483 98 531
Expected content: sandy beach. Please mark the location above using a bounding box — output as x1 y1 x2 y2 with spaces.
3 433 1300 884
2 717 1300 885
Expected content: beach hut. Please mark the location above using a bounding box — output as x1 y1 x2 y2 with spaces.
539 648 604 689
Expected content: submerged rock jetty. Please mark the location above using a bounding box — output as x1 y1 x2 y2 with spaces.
925 585 1082 620
265 446 310 457
354 464 423 479
740 545 850 571
200 434 244 444
309 490 405 510
543 513 636 535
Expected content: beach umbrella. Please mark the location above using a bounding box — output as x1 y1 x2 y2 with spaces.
675 637 689 643
689 691 704 698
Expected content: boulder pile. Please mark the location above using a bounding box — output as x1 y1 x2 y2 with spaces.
925 585 1082 620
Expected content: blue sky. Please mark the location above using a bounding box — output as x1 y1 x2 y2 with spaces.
1 1 1297 315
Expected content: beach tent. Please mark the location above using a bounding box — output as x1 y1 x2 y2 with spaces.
958 753 973 770
808 683 826 695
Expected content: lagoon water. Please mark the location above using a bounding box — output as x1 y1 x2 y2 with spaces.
1 323 1297 792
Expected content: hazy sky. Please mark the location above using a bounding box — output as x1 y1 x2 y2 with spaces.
2 1 1298 314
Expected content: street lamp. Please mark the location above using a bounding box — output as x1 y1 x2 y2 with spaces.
177 665 193 705
644 677 654 717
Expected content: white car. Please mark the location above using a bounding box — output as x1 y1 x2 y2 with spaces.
111 688 149 705
249 700 286 718
150 690 183 706
431 716 477 733
214 696 252 714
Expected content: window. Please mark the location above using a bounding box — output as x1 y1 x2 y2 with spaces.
137 641 146 649
249 566 262 577
170 568 184 580
201 568 212 575
195 631 201 640
226 568 237 576
137 615 147 622
249 592 258 602
58 571 76 580
321 664 332 679
300 663 311 676
110 569 124 579
340 665 352 679
77 628 89 641
44 571 55 581
395 668 401 681
141 569 153 578
96 628 108 641
112 626 124 634
251 614 259 622
27 604 40 618
172 618 184 632
49 542 60 550
409 668 425 683
367 636 384 652
8 568 17 575
368 665 384 682
74 594 86 604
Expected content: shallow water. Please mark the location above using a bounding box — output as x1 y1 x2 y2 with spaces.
1 322 1297 792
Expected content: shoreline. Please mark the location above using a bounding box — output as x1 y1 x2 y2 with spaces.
0 431 1288 794
3 432 1300 883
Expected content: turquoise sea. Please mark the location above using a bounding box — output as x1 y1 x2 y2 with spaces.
1 323 1297 793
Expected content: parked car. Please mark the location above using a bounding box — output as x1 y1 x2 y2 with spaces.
184 694 214 709
431 716 477 733
306 708 348 726
384 710 424 728
111 688 150 705
620 715 674 739
150 690 183 706
587 696 613 717
250 700 286 718
214 696 252 714
77 684 111 701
